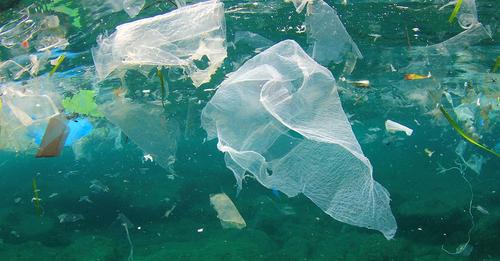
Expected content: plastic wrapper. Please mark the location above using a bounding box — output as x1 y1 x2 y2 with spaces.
385 120 413 136
201 40 396 239
92 0 227 87
209 193 246 229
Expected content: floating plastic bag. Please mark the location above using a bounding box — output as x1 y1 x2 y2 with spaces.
285 0 362 67
92 0 227 87
210 193 246 229
97 89 179 171
202 40 396 239
304 0 362 66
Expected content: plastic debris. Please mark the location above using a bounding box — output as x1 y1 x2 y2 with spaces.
492 56 500 73
440 106 499 157
210 193 246 229
116 213 134 261
89 179 110 193
427 23 491 54
49 55 65 77
202 40 396 239
0 5 40 48
473 205 489 215
301 0 362 66
123 0 145 17
448 0 463 23
78 195 93 204
32 178 42 216
36 114 69 158
404 72 432 80
163 203 176 219
62 90 103 117
385 120 413 136
1 87 59 127
58 213 84 223
97 88 179 172
92 0 227 87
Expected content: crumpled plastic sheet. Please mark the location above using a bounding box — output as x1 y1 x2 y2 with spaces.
92 0 227 87
201 40 396 239
97 88 179 172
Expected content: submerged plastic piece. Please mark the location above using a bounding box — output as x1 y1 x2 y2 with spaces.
58 213 84 223
385 120 413 136
443 0 478 29
49 55 65 77
36 114 70 158
65 118 93 146
97 91 180 171
440 106 499 157
493 56 500 73
210 193 246 229
0 5 40 48
123 0 145 17
62 90 103 117
427 23 491 53
285 0 310 13
304 0 362 65
1 87 59 127
202 40 396 239
448 0 463 23
92 0 227 87
30 117 93 146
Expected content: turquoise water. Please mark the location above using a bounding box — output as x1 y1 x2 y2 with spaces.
0 0 499 260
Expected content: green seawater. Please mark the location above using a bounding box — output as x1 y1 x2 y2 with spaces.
0 0 499 260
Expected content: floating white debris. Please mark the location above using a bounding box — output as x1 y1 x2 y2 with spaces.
385 120 413 136
58 213 84 223
209 193 246 229
89 179 110 193
79 195 93 204
474 205 489 215
163 203 177 219
143 154 153 162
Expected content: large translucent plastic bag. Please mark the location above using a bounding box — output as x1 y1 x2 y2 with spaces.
92 0 227 87
304 0 362 65
201 40 396 239
285 0 362 67
97 89 179 172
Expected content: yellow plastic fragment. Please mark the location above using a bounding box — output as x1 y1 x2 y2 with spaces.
448 0 463 23
49 55 65 77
